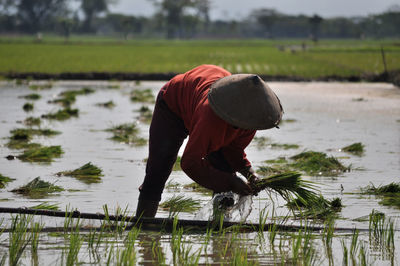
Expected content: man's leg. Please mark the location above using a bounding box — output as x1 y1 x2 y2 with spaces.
136 93 188 217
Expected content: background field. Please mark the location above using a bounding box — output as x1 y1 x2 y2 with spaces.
1 36 399 79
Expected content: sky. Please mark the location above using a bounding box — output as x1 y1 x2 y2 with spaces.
108 0 399 20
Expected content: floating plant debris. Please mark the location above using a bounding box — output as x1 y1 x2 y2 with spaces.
11 177 64 198
31 202 60 211
361 182 400 208
23 117 41 127
0 173 15 188
20 93 41 100
50 87 94 107
130 88 155 103
6 128 59 150
23 102 34 112
96 101 115 108
136 106 153 124
290 151 349 176
160 195 201 216
270 143 300 150
341 142 365 156
105 123 147 146
17 145 63 163
29 83 52 90
183 182 212 195
42 108 79 121
287 195 343 220
56 162 103 184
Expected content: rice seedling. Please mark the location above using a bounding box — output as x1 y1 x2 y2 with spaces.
6 138 41 150
11 128 60 137
23 116 41 127
341 142 365 156
116 228 140 265
11 176 64 198
322 221 334 264
56 162 103 184
165 180 180 191
30 221 42 265
105 123 147 146
172 156 182 171
41 107 79 120
270 143 300 150
160 195 201 217
50 87 95 107
29 83 52 90
17 145 63 162
96 100 115 108
31 202 60 210
130 88 155 103
102 204 133 235
368 210 395 254
23 102 34 112
361 182 400 208
290 151 349 176
0 173 15 188
19 93 41 100
136 105 153 124
8 215 33 266
64 228 82 266
286 196 342 220
183 182 213 195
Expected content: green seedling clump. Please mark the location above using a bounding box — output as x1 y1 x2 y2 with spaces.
0 173 15 188
290 151 348 176
6 128 59 150
31 202 60 210
29 83 52 90
50 87 94 107
56 162 103 184
252 136 270 149
96 101 115 108
160 195 201 216
20 93 41 100
105 123 147 145
130 88 155 103
42 108 79 120
287 195 343 220
361 182 400 209
11 177 64 198
270 143 300 150
137 106 153 124
24 116 41 126
183 182 213 195
11 128 60 137
341 142 365 156
17 145 63 162
23 102 34 112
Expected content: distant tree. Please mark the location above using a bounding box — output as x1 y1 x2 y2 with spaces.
194 0 211 34
81 0 118 32
309 14 323 42
57 17 74 41
0 0 14 15
106 13 144 39
17 0 70 33
251 8 280 38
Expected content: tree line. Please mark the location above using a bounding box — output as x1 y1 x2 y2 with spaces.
0 0 399 40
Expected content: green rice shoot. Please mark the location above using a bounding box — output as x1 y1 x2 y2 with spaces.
7 128 60 150
136 106 153 124
286 195 343 220
105 123 147 145
56 162 103 184
24 117 41 127
160 195 201 216
20 93 41 100
270 143 300 150
31 202 60 211
172 156 182 171
130 89 155 103
361 182 400 209
342 142 365 156
17 145 63 163
0 173 15 188
11 177 64 198
42 108 79 120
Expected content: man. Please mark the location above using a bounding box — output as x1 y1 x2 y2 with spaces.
136 64 283 217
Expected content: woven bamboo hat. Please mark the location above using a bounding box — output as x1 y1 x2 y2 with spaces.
208 74 283 130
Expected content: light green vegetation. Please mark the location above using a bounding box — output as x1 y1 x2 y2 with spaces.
23 116 41 127
341 142 365 156
19 93 41 100
287 195 343 220
369 210 395 257
183 182 213 195
6 128 60 150
172 156 182 171
105 123 147 146
17 145 63 163
11 177 64 198
136 105 153 124
361 182 400 209
29 83 52 90
159 195 201 216
95 100 115 108
22 102 33 112
1 39 399 78
270 143 300 150
41 107 79 120
0 173 15 188
56 162 103 184
31 202 60 211
130 89 155 103
51 87 94 107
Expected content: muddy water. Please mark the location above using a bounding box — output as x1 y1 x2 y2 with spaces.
0 80 399 264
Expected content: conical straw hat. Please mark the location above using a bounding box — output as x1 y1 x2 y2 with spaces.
208 74 283 130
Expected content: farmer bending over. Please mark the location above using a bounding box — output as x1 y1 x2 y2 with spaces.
136 64 283 217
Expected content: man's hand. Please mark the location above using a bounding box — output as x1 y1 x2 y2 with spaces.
231 176 253 195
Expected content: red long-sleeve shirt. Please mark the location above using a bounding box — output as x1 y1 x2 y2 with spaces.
161 65 256 192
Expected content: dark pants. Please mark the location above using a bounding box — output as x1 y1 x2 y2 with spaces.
138 91 233 202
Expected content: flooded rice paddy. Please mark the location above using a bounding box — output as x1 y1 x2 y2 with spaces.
0 80 399 265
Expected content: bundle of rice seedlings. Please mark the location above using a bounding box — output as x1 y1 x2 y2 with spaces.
24 117 41 127
183 182 213 195
31 202 60 211
252 171 320 205
17 145 63 162
160 195 201 216
290 151 348 176
11 177 64 198
42 108 79 121
130 89 155 103
50 87 95 107
286 195 342 220
361 182 400 209
105 123 147 146
6 128 59 150
137 106 153 124
19 93 41 100
341 142 365 156
56 162 103 184
0 173 15 188
23 102 34 112
96 101 115 108
29 83 52 90
270 143 299 150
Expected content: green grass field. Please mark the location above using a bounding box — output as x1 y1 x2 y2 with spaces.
0 35 399 78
